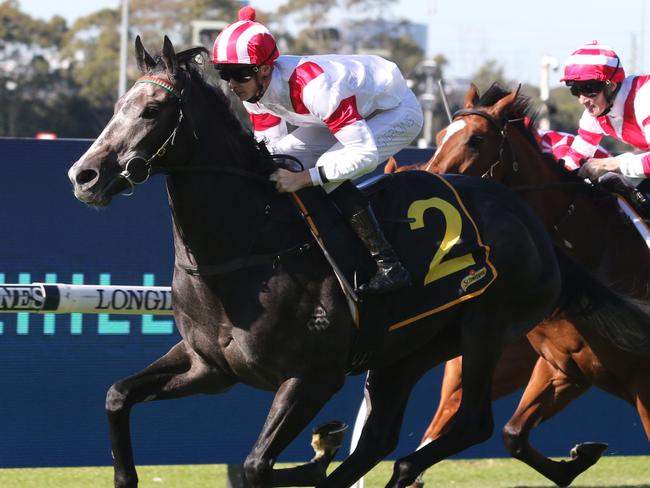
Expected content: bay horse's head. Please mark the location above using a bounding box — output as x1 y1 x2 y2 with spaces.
68 36 208 206
426 83 538 180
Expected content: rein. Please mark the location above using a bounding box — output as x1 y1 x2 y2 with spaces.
123 75 314 276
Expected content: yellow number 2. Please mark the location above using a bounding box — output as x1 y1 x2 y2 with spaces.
407 197 476 286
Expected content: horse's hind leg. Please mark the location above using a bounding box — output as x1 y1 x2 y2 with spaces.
319 351 440 488
107 340 232 488
387 310 509 488
407 337 537 488
501 355 604 487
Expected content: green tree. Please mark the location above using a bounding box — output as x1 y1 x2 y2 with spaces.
274 0 338 53
62 9 120 112
470 59 509 94
0 0 74 136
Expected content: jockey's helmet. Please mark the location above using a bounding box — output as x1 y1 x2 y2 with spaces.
211 7 279 67
561 40 625 84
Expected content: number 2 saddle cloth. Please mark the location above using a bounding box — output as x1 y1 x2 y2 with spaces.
294 171 498 334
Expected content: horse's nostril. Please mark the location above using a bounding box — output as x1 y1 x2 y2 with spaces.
76 169 99 186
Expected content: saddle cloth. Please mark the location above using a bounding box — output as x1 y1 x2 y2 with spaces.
294 173 498 332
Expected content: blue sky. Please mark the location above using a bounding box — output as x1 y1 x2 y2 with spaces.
16 0 650 87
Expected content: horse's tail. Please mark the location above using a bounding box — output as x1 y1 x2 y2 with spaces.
555 247 650 357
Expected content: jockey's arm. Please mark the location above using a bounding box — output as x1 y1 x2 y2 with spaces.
560 111 605 171
271 119 379 193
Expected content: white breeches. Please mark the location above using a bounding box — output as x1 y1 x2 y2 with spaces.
269 89 423 192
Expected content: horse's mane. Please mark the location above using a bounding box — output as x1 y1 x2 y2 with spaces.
151 47 276 175
478 83 584 184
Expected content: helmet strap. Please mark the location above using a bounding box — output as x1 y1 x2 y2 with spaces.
597 81 620 117
245 65 272 103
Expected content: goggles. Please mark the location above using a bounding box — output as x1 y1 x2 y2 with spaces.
216 65 259 83
568 81 606 98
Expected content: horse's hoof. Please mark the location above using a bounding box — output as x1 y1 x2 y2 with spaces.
569 442 608 461
405 476 425 488
311 421 348 461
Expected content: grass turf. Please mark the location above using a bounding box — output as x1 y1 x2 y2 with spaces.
0 456 648 487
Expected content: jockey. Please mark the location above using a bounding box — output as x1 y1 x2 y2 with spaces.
559 41 650 206
211 7 424 296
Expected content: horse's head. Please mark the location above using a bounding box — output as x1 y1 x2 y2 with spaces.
68 36 203 206
426 83 524 179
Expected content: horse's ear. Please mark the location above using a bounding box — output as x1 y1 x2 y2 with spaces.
161 35 178 76
464 84 480 108
491 90 518 119
135 36 156 74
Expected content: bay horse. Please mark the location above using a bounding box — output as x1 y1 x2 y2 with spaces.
393 83 650 487
67 39 650 488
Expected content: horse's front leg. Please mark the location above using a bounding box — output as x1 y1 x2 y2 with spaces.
243 374 345 487
107 340 233 488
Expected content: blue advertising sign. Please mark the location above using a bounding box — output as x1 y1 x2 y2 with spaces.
0 139 646 468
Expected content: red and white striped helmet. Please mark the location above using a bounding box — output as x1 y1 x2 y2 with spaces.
211 7 279 66
561 40 625 83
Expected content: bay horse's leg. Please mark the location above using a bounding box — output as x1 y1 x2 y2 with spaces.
107 340 233 488
407 337 537 488
242 374 345 487
636 381 650 440
501 355 605 487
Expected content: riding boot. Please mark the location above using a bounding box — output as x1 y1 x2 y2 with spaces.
348 206 412 295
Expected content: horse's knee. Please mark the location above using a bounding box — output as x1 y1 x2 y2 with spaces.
502 422 526 457
106 383 129 415
243 455 273 486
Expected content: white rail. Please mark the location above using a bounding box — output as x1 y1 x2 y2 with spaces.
0 283 173 315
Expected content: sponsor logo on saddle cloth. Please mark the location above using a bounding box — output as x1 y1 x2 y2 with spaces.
294 173 497 333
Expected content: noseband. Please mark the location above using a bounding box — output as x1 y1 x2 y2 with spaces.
452 108 518 178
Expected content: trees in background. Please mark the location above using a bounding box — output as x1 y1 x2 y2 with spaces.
1 0 591 146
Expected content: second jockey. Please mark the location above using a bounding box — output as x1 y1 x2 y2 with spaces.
211 7 424 296
559 40 650 207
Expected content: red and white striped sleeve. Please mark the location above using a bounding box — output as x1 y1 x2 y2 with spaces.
289 62 378 185
622 80 650 177
561 112 605 171
243 102 288 145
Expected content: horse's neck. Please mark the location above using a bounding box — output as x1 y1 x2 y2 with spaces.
505 132 650 294
503 131 574 229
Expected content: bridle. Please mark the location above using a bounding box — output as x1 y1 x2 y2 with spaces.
118 74 276 194
118 75 189 193
452 108 518 179
114 73 313 277
451 108 589 235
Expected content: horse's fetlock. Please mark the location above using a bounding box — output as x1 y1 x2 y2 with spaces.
243 456 272 485
114 471 138 488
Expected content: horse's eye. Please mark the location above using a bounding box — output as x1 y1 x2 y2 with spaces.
468 134 484 148
141 105 160 119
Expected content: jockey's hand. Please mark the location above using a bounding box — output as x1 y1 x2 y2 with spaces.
577 157 622 182
269 168 312 193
